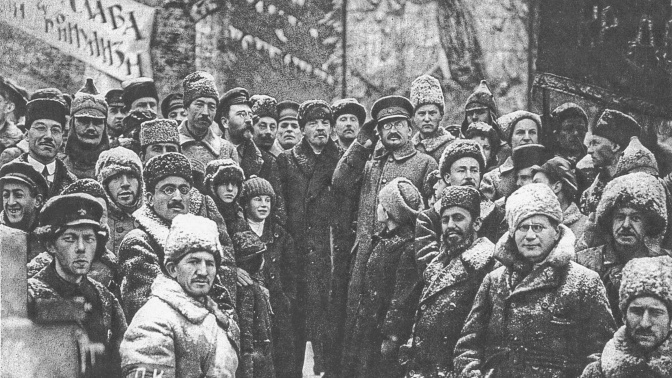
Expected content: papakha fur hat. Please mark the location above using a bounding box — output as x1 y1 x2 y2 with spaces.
439 186 481 220
164 213 222 267
506 183 563 235
619 255 672 315
410 74 444 113
438 139 485 178
182 71 219 108
298 100 333 128
139 119 180 149
250 94 278 122
378 177 423 226
143 152 193 194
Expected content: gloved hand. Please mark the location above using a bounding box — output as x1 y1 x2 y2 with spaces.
357 119 378 148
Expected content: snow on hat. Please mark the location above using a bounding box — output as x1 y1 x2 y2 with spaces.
550 102 588 126
62 179 109 205
594 109 641 149
506 183 563 235
240 175 275 206
410 75 444 113
121 77 158 109
378 177 423 225
615 136 659 177
205 158 245 188
161 93 184 118
144 152 193 194
619 255 672 315
0 161 49 198
164 213 222 267
511 144 546 170
250 94 278 123
439 186 481 220
298 100 332 128
96 146 143 196
439 139 485 178
596 172 667 237
504 110 543 145
71 78 107 118
332 98 366 125
139 119 180 149
182 71 219 108
30 88 69 110
277 100 299 122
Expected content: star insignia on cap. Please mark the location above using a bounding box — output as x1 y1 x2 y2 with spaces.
78 208 87 216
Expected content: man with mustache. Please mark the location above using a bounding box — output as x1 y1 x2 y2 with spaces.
62 78 111 179
0 161 48 233
454 184 615 378
581 255 672 378
331 98 366 154
273 100 301 155
402 186 496 377
28 193 127 378
121 214 239 378
118 153 236 320
105 89 126 146
577 172 668 324
161 93 187 123
409 75 454 163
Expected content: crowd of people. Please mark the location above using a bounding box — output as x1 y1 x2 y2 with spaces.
1 70 672 378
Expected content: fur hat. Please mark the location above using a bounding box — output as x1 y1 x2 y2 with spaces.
439 186 481 220
164 214 222 267
511 144 546 170
438 139 485 178
615 136 659 177
372 95 413 126
410 75 444 113
71 78 107 118
550 102 588 126
378 177 423 226
205 158 245 188
30 88 69 111
503 110 543 145
161 93 184 118
0 161 49 198
182 71 219 108
121 77 158 109
619 255 672 315
139 119 180 149
96 147 143 195
240 176 275 206
62 179 109 205
144 152 193 194
506 183 563 235
298 100 332 128
277 100 300 122
250 95 278 122
464 121 501 161
24 98 68 129
332 98 366 125
596 172 667 237
594 109 641 149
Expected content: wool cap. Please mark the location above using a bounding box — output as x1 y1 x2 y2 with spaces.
205 158 245 188
511 144 546 170
439 186 481 220
232 230 266 263
182 71 219 108
619 255 672 315
506 183 563 235
139 119 180 149
298 100 333 128
161 93 184 118
277 100 300 122
596 172 667 237
504 110 543 145
121 77 158 109
95 146 143 193
0 76 28 117
164 213 222 267
550 102 588 126
216 87 250 124
372 95 413 126
71 78 107 118
332 98 366 125
530 156 578 195
38 193 104 232
250 94 278 123
62 179 109 205
240 176 275 205
464 121 501 158
0 161 49 198
594 109 641 149
410 74 444 113
378 177 423 226
105 89 124 107
144 152 193 194
615 136 658 177
25 98 68 129
438 139 485 178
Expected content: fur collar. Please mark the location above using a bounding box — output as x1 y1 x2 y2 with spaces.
412 128 454 153
291 137 340 176
63 128 110 165
236 138 264 177
600 326 672 377
132 204 171 251
178 120 223 157
563 202 582 226
373 140 417 161
151 275 228 327
495 224 575 271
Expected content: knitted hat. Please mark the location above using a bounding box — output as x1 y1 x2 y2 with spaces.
139 119 180 149
204 158 245 188
378 177 423 225
144 152 193 194
530 156 578 196
25 98 67 129
121 77 158 109
277 100 300 122
105 89 124 107
62 178 109 205
250 95 278 123
182 71 219 108
422 169 441 200
95 146 143 194
240 176 275 206
232 230 266 263
550 102 588 126
439 186 481 220
594 109 641 149
464 121 501 159
298 100 333 128
216 87 250 124
164 213 222 267
504 110 543 145
615 136 659 177
506 183 563 235
619 255 672 315
371 95 413 126
332 98 366 125
161 93 184 118
438 139 485 178
410 75 444 113
71 78 107 118
0 161 49 198
596 172 667 237
511 144 546 170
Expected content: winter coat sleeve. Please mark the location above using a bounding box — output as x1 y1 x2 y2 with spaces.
236 285 256 378
579 360 604 378
0 146 22 167
415 209 440 275
259 153 287 226
382 241 422 342
118 231 163 320
120 307 176 378
280 228 297 304
576 268 616 363
332 140 372 198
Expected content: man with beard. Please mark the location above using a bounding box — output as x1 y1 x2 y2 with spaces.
62 78 110 179
122 77 159 114
581 256 672 378
0 77 27 154
105 89 126 146
178 72 237 170
273 100 301 155
402 186 496 377
550 102 588 165
161 93 187 122
454 183 615 378
118 153 236 320
577 172 668 324
331 98 366 154
409 75 454 163
0 161 48 233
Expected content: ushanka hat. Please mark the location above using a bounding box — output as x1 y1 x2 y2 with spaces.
332 98 366 125
182 71 219 108
144 152 193 193
594 109 641 149
371 95 413 127
71 78 107 118
506 183 563 236
438 139 485 178
95 146 143 195
204 158 245 188
0 161 48 198
298 100 332 128
139 119 180 149
439 186 481 220
24 98 68 129
378 177 423 226
410 75 444 113
250 95 278 123
121 77 158 109
164 213 222 267
620 255 672 315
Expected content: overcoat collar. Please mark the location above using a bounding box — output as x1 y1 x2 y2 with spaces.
132 204 171 251
151 275 229 328
563 202 582 226
178 120 222 157
600 326 672 377
373 140 417 162
290 137 340 176
411 127 454 153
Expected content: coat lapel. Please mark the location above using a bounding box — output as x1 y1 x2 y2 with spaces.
132 205 170 252
600 326 672 377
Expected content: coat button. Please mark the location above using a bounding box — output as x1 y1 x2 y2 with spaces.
420 304 427 311
382 178 387 184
